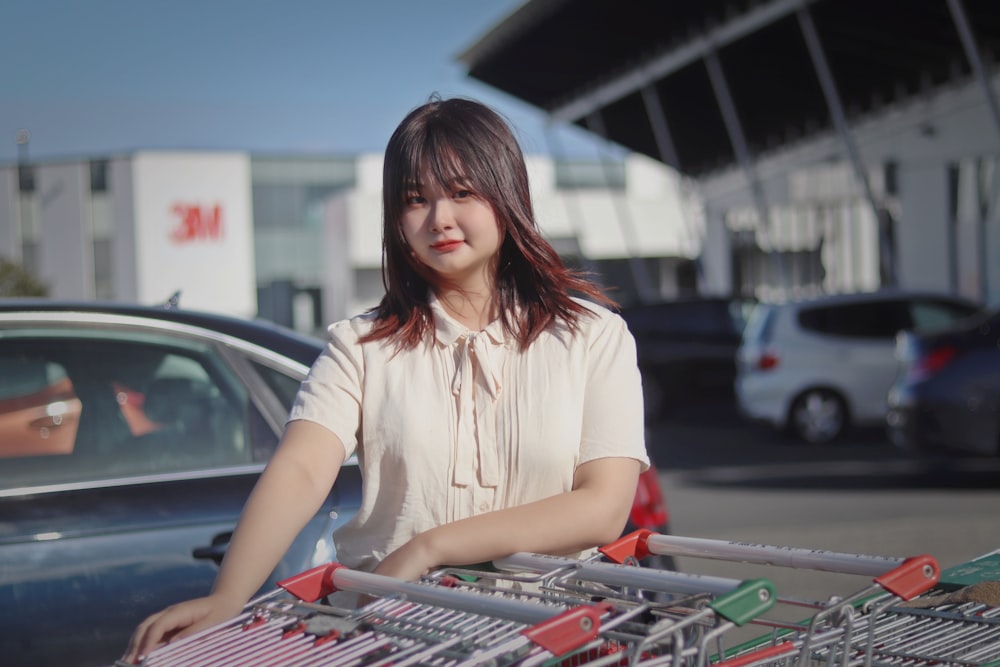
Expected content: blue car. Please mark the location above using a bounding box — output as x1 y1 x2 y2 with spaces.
0 299 672 667
887 307 1000 457
0 300 362 667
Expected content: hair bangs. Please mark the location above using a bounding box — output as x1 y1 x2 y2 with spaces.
419 126 493 198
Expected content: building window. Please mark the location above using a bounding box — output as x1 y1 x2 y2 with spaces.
90 190 114 300
554 160 626 190
90 160 109 193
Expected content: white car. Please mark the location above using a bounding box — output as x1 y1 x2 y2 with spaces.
735 290 980 444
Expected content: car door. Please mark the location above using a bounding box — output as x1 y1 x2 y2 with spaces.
0 318 307 667
800 299 907 422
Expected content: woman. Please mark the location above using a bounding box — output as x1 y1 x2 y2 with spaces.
125 96 648 663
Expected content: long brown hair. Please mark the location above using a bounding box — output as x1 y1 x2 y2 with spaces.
361 97 614 351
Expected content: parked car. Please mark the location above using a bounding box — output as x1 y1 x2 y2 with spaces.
735 290 980 444
619 297 754 422
0 298 672 667
886 307 1000 456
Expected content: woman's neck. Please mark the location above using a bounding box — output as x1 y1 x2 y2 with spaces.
437 289 496 331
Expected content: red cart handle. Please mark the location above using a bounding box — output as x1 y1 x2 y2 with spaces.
278 562 347 602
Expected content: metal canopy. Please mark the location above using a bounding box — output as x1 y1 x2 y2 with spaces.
459 0 1000 178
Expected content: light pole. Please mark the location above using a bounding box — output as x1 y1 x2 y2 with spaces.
15 128 30 162
15 128 31 190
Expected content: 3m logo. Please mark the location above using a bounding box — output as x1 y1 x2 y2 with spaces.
170 204 224 243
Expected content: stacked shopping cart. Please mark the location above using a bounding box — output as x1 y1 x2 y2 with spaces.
117 530 1000 666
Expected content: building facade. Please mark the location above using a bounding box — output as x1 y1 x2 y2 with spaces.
0 151 704 334
698 78 1000 307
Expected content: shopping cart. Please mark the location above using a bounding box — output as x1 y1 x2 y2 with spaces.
597 530 1000 666
119 551 781 667
118 532 1000 667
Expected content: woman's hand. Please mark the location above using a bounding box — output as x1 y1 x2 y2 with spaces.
122 593 245 664
373 534 438 581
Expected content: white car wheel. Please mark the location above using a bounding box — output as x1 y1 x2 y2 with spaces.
788 389 847 444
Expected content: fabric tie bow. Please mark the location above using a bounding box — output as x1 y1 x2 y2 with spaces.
451 332 503 487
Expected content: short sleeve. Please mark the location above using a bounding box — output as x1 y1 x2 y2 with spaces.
579 311 650 471
287 318 365 459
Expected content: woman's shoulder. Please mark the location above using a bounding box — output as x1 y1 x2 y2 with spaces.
571 297 624 326
325 311 379 343
565 297 631 340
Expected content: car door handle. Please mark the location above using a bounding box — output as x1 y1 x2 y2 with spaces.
193 531 232 566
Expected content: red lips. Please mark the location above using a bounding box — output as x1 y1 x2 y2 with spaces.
431 240 464 252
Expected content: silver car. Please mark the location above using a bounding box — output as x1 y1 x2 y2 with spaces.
735 290 980 444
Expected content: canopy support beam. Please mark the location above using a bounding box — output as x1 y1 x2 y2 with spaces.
796 2 895 286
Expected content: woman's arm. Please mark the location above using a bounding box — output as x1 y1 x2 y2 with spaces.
125 420 346 662
374 456 641 581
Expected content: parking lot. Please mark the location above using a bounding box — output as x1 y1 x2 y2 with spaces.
636 398 997 647
645 398 1000 613
648 398 1000 488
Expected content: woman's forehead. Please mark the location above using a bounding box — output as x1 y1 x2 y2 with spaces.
406 158 470 189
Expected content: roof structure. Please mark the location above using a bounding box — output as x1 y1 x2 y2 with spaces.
459 0 1000 179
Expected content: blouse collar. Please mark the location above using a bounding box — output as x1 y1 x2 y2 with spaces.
428 292 510 348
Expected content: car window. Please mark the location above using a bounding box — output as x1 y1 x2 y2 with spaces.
742 303 776 345
728 299 756 333
797 300 908 339
251 360 303 411
909 300 978 330
0 356 79 458
0 328 271 490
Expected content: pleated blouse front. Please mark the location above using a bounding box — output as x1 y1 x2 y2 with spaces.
288 294 649 572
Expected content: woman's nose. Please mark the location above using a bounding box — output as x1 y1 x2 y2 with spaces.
428 201 455 232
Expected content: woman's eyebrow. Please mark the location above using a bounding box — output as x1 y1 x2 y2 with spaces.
443 175 472 187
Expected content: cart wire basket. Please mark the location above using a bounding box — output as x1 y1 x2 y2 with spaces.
597 530 1000 667
117 549 778 666
117 531 1000 667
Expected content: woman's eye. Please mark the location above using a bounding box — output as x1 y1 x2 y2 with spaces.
405 194 425 205
453 189 472 199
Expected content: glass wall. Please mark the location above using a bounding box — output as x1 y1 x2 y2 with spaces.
951 156 1000 306
251 157 357 333
89 160 113 300
727 200 880 302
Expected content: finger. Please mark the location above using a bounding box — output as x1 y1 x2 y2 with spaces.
124 612 162 663
171 613 222 642
136 608 191 659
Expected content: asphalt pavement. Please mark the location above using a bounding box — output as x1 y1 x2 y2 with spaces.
646 397 1000 491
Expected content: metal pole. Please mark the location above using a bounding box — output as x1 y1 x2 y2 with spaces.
948 0 1000 139
585 110 658 303
639 84 705 288
639 85 680 169
948 0 998 302
795 3 896 286
703 49 788 293
542 124 600 278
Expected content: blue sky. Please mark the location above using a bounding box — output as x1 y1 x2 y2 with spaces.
0 0 609 165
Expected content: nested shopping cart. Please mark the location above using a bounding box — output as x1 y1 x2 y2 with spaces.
594 530 1000 666
119 546 780 667
118 531 1000 667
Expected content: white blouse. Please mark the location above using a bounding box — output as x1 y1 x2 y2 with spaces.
288 294 649 572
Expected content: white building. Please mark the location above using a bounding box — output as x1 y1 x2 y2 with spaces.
0 151 704 333
457 0 1000 309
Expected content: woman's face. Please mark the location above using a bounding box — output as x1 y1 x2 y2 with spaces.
399 175 502 292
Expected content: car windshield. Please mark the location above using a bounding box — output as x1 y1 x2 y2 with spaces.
742 303 776 345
